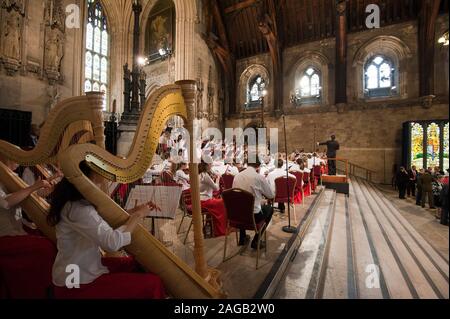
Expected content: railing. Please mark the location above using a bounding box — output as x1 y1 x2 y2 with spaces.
326 158 349 181
335 159 376 182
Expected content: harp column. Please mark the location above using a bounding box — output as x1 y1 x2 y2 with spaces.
177 80 223 292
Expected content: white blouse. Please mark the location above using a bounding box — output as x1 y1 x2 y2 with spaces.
0 182 27 237
175 169 190 191
199 173 219 201
52 200 131 287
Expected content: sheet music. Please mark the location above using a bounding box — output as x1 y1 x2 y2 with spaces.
125 185 182 219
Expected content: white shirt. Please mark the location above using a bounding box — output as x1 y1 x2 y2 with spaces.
199 173 219 201
267 168 296 193
0 182 27 237
52 200 131 287
175 169 190 191
233 167 274 215
224 165 239 176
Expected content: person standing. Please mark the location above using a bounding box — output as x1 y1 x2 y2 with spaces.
318 135 340 175
396 167 409 199
419 168 435 209
407 165 418 198
416 168 424 206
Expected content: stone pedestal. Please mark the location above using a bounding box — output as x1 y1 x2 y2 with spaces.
117 123 137 157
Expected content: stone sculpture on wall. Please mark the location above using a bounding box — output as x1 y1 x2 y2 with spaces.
44 0 65 84
0 0 25 75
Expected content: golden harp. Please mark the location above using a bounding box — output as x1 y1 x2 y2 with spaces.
0 87 223 299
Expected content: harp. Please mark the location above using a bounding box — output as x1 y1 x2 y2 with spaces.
0 87 224 299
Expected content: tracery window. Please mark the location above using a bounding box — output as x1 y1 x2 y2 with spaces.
84 0 109 110
364 55 397 98
246 75 266 108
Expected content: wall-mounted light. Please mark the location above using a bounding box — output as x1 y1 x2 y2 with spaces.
438 30 449 46
137 56 148 66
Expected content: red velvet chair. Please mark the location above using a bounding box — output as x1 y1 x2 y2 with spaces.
274 177 297 225
313 165 322 185
303 171 311 197
221 174 235 191
222 188 267 269
0 235 57 299
177 189 213 243
291 171 304 205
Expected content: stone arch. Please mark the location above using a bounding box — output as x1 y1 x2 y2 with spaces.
238 64 272 113
352 35 412 100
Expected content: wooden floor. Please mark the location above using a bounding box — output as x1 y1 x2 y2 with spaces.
274 178 449 299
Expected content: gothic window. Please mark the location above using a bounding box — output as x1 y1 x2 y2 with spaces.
246 76 266 108
364 55 397 98
85 0 109 110
292 67 322 106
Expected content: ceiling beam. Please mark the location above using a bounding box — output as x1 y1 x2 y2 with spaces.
257 0 283 114
224 0 259 14
206 0 237 114
335 0 348 106
418 0 441 97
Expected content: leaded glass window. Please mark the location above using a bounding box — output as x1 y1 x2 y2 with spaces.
85 0 109 110
411 122 424 169
246 76 266 109
364 56 397 98
427 123 441 169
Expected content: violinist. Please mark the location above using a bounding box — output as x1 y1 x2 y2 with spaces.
198 162 227 237
175 162 190 191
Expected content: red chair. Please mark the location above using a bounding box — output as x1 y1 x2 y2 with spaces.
274 177 297 225
291 171 304 205
313 165 322 185
221 174 235 191
303 171 311 197
177 189 213 243
0 236 56 299
222 188 267 269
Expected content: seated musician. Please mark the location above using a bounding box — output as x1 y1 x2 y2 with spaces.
224 161 239 176
0 156 52 237
232 156 274 249
175 162 190 191
267 159 296 214
48 161 166 299
0 155 57 299
198 162 227 237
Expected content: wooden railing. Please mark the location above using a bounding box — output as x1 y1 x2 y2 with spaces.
335 159 377 182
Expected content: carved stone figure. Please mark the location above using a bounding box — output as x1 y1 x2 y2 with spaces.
45 29 64 71
2 8 21 60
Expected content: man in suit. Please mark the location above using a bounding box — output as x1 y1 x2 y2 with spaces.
416 168 424 206
419 168 435 209
318 135 340 175
407 165 418 197
396 167 409 199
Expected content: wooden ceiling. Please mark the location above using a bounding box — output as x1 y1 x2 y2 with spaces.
214 0 449 60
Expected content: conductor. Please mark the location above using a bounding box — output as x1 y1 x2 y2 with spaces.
318 135 340 175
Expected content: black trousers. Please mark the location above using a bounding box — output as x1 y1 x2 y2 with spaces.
407 181 416 197
328 159 337 175
278 202 285 212
398 184 407 199
239 205 274 244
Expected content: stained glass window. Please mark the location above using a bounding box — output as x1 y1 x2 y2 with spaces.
84 0 109 110
246 76 266 108
427 123 440 169
411 122 424 169
364 56 397 98
443 123 449 170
